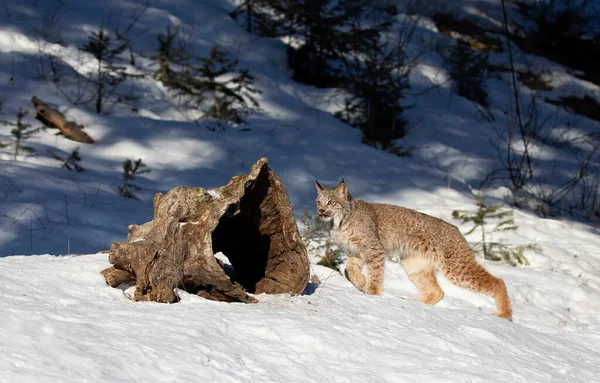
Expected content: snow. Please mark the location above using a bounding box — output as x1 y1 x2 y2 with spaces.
208 189 221 199
1 0 600 381
1 254 600 383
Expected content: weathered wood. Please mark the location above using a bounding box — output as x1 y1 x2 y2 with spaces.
31 96 95 144
103 157 310 303
101 267 135 287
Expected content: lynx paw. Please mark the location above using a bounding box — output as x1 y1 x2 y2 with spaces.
408 291 444 306
365 285 383 295
492 311 513 321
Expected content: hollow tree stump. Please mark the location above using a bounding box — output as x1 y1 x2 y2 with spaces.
101 157 310 303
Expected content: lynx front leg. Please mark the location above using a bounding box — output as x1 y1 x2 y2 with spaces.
364 250 385 295
345 255 366 292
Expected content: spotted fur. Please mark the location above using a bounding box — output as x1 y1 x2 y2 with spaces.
315 179 512 320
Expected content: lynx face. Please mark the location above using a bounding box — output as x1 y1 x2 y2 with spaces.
315 180 351 224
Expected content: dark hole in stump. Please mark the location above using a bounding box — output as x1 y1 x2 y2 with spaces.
211 167 270 293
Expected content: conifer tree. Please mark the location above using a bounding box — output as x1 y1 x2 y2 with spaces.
2 108 40 160
81 26 129 113
232 0 375 87
445 41 489 107
337 21 410 150
229 0 282 36
118 158 150 200
195 47 261 124
151 35 261 125
151 26 190 89
285 0 351 87
299 208 343 270
48 147 84 172
452 193 541 266
233 0 413 148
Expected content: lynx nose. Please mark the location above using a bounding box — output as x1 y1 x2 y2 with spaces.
318 208 325 215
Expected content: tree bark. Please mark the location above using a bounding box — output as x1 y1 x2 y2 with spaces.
101 157 310 303
31 96 95 144
101 267 135 287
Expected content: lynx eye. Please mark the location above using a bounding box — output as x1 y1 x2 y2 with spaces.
327 200 333 206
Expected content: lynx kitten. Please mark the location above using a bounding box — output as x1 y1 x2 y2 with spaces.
315 180 512 320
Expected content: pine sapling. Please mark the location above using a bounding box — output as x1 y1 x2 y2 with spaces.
215 68 261 124
151 26 190 89
150 35 262 125
195 46 261 124
452 193 541 266
48 147 84 172
300 208 344 270
444 41 489 107
228 0 280 35
81 26 130 113
118 158 150 199
2 108 41 160
336 12 412 151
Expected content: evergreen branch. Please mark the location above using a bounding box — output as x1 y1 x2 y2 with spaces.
464 225 478 236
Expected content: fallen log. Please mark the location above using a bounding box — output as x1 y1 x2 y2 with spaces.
31 96 95 144
101 267 135 287
101 157 310 303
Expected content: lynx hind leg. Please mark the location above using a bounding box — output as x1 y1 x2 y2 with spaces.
440 253 512 320
345 255 366 293
402 256 444 305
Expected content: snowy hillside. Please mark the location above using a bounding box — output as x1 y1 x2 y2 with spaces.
2 255 600 382
1 0 600 381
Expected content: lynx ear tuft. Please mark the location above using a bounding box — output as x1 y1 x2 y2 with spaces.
315 179 324 192
334 180 349 199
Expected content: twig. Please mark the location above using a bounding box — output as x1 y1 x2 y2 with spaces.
11 204 35 227
29 208 46 229
123 1 149 36
2 0 12 19
64 195 71 255
316 270 338 294
43 221 59 240
91 183 101 208
501 0 532 178
73 180 87 203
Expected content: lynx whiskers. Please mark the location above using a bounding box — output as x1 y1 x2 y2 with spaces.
315 179 512 320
